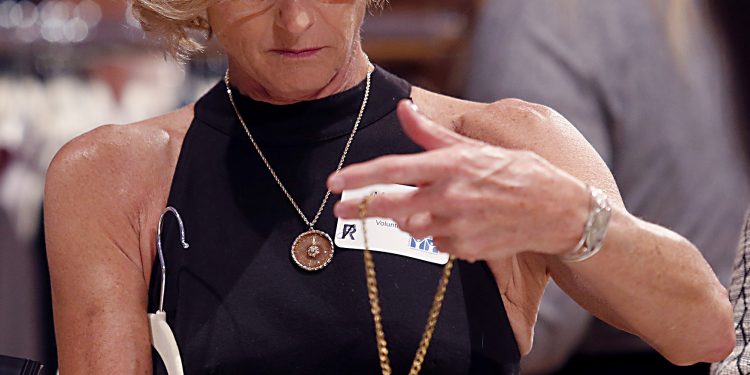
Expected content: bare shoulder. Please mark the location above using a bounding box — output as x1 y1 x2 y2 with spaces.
45 105 194 275
410 86 618 201
49 105 193 172
409 86 484 130
46 105 193 200
411 86 586 151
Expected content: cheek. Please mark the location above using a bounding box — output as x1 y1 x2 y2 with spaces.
209 7 271 67
320 4 364 53
208 3 268 48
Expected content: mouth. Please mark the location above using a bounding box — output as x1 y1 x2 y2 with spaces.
271 47 325 58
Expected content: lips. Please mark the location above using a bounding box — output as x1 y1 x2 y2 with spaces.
271 47 324 58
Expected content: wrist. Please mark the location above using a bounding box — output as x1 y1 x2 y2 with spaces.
559 185 612 262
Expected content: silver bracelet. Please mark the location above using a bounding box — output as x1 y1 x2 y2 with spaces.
560 185 612 263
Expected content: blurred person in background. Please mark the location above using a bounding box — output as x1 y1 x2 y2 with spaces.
467 0 750 374
709 1 750 373
714 211 750 374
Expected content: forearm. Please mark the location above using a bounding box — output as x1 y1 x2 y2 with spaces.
550 207 733 364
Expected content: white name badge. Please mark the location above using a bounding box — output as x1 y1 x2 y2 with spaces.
335 184 450 265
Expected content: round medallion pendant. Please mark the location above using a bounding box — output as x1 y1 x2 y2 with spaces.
291 230 334 271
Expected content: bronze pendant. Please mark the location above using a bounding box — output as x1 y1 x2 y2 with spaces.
291 230 334 271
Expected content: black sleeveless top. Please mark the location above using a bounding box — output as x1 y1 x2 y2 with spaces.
149 66 520 374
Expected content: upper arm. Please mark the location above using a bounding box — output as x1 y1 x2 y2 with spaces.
44 125 153 374
458 99 630 331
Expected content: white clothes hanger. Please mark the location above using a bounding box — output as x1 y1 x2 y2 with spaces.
150 206 189 375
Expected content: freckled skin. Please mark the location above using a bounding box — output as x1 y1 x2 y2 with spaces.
44 1 733 373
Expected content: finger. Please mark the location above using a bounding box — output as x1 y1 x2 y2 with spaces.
401 212 455 239
333 189 435 220
433 233 515 262
398 100 483 151
327 150 454 192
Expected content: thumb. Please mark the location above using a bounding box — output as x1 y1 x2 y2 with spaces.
397 100 479 150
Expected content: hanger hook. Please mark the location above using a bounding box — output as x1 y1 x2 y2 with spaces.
156 206 189 312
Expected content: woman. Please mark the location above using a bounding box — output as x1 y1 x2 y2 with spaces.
44 0 732 373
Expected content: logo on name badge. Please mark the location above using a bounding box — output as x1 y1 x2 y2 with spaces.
409 237 439 254
340 224 357 240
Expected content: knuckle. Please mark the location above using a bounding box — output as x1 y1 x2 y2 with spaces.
507 151 541 177
370 194 392 214
514 149 539 162
446 145 474 169
477 144 505 160
393 215 409 229
408 213 430 231
455 145 475 160
399 219 415 234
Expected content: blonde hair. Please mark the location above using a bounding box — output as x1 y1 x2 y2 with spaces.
131 0 385 62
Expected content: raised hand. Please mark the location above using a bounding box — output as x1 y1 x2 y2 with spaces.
328 100 590 261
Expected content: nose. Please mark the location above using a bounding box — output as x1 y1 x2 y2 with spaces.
275 0 315 36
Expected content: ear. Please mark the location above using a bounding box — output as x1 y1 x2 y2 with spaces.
397 100 478 150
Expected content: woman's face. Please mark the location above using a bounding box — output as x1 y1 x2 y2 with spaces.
208 0 367 100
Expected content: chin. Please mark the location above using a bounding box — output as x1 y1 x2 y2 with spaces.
264 69 337 101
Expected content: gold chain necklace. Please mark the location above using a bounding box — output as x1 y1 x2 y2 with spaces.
359 196 457 375
225 66 372 271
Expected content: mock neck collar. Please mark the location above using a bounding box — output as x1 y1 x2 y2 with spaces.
195 65 411 146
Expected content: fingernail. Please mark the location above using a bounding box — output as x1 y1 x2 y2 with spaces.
328 174 345 191
408 100 420 113
407 100 432 123
333 202 343 217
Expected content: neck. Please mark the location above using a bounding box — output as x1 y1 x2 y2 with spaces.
227 48 370 105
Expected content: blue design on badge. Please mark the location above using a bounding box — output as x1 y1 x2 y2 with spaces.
408 237 439 254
